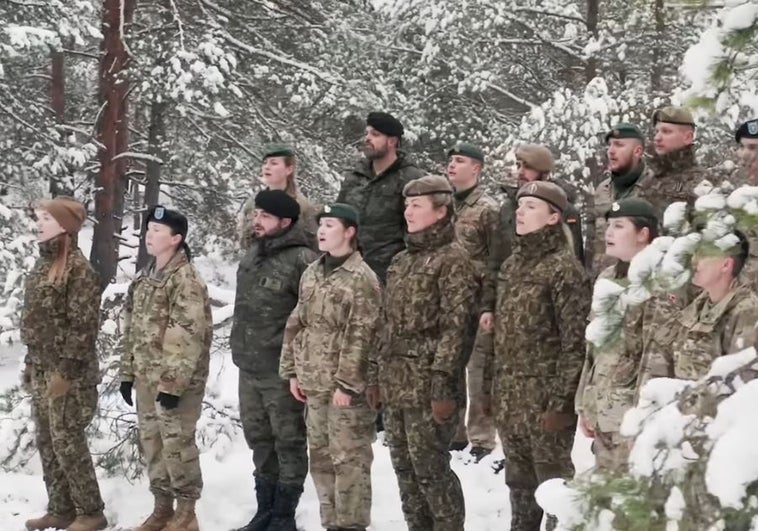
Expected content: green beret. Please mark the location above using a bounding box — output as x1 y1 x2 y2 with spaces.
605 123 645 145
652 106 695 128
447 142 485 164
263 143 295 159
605 197 658 223
316 203 360 228
403 175 454 197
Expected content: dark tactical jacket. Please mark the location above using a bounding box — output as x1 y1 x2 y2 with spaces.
230 225 317 375
337 153 425 283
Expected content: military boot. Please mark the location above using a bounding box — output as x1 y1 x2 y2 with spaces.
134 495 174 531
163 499 199 531
25 512 75 530
235 477 276 531
66 512 108 531
267 484 303 531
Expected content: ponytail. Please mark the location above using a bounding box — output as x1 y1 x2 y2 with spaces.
181 240 192 262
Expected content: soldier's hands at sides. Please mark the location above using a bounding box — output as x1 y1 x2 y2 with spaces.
289 378 307 403
332 388 352 407
21 363 32 392
120 381 134 406
579 415 595 438
479 312 494 332
46 372 71 399
431 399 456 424
541 411 576 432
366 385 382 410
156 392 180 410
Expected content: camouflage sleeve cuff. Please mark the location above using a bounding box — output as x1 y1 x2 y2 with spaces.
430 371 456 401
337 383 360 397
58 358 84 380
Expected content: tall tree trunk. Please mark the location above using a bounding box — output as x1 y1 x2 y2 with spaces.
136 100 166 270
91 0 135 290
585 0 599 82
651 0 666 94
583 0 601 268
50 51 65 197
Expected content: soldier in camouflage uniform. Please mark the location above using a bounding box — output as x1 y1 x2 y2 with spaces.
336 112 425 284
493 181 590 531
445 143 499 458
576 198 659 473
280 203 381 531
666 231 758 381
374 175 477 531
21 196 107 531
119 206 212 531
337 111 424 434
635 106 706 218
239 144 319 249
590 124 646 274
734 119 758 287
230 190 316 531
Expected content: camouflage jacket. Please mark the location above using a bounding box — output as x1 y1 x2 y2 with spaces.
21 237 102 385
493 225 590 414
230 225 317 376
120 251 212 396
635 145 706 219
279 251 382 395
239 190 319 250
590 163 645 274
481 179 583 313
670 284 758 380
336 154 425 283
377 218 477 407
576 264 650 433
453 185 499 280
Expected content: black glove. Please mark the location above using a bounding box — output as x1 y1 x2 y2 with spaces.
156 392 180 410
119 381 134 406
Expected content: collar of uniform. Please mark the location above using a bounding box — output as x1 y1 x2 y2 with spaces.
649 144 698 176
610 162 645 199
141 250 188 285
316 250 363 273
680 281 745 328
405 217 456 253
514 224 567 259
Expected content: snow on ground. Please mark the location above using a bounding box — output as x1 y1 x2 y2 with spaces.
0 230 595 530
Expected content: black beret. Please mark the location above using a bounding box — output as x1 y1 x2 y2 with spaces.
366 111 404 138
736 119 758 143
254 190 300 221
147 205 188 240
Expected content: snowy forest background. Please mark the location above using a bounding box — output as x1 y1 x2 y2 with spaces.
0 0 757 529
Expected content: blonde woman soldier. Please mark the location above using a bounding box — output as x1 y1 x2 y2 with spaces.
21 196 107 531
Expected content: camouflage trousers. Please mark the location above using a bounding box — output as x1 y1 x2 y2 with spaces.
592 430 631 474
385 406 465 531
135 379 203 500
238 370 307 487
453 328 497 449
305 391 375 529
30 369 104 516
498 402 575 531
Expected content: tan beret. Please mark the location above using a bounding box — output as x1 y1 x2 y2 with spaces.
403 174 454 197
37 196 86 234
517 181 568 213
515 144 555 173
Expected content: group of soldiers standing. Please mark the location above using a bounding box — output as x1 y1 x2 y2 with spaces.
16 106 758 531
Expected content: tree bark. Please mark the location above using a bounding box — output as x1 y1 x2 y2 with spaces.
651 0 666 94
50 51 65 196
136 100 166 270
90 0 135 290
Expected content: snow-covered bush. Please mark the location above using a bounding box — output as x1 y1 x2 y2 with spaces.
540 349 758 530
